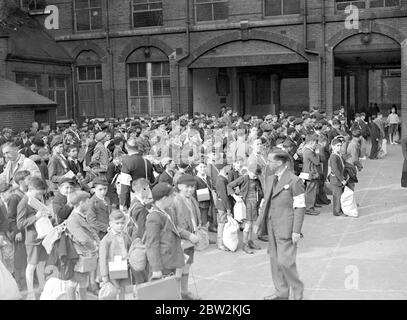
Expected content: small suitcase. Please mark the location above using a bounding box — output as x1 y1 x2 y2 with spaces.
137 275 181 300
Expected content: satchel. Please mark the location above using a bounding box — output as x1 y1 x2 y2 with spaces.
137 275 181 300
196 188 210 202
128 236 147 272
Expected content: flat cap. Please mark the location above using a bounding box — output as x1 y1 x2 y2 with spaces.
177 174 197 187
151 183 174 201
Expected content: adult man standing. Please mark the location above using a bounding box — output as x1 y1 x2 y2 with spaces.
0 143 41 184
255 150 305 300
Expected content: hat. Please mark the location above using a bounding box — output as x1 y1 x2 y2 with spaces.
151 183 174 201
50 135 63 149
293 118 303 126
58 177 75 187
95 132 107 142
0 182 12 193
93 176 109 186
177 174 197 187
32 137 45 148
331 137 343 146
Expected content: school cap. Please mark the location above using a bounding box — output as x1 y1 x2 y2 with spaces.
93 176 109 186
95 132 107 142
151 183 174 201
176 174 197 187
58 177 76 187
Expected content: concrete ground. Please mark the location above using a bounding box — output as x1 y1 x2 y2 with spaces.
191 144 407 300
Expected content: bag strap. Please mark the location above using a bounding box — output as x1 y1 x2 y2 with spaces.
144 158 148 180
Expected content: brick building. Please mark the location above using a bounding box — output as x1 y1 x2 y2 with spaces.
2 0 407 135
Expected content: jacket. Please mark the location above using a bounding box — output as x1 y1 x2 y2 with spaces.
255 169 306 239
99 230 132 278
16 195 43 246
302 147 320 179
227 175 264 207
52 192 73 224
66 210 99 256
170 193 201 240
91 142 111 172
329 152 345 187
145 206 185 272
86 195 112 239
128 197 149 241
48 154 69 190
194 175 214 209
0 154 41 184
6 191 24 239
215 175 233 212
158 171 173 186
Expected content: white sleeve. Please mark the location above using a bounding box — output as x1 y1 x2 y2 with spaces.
293 193 306 209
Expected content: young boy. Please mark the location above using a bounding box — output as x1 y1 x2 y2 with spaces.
66 191 98 300
99 210 132 300
52 178 75 224
106 152 123 208
16 176 49 300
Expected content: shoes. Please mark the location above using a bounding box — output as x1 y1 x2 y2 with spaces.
257 235 269 242
316 199 331 206
242 244 254 254
182 291 202 300
314 203 322 208
264 294 289 300
248 240 261 250
208 226 217 233
305 209 320 216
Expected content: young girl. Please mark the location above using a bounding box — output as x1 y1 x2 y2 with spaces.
99 210 132 300
227 163 264 254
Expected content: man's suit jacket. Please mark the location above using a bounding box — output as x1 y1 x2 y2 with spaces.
256 170 305 240
0 154 40 184
329 153 345 187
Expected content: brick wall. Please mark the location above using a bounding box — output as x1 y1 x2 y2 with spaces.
0 107 35 131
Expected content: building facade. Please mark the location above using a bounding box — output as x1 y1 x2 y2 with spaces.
1 0 407 134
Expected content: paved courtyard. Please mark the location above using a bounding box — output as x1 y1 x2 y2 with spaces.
192 144 407 300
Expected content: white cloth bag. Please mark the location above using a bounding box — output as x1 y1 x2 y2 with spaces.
40 277 68 300
0 259 21 300
222 216 239 252
233 200 246 222
340 186 358 217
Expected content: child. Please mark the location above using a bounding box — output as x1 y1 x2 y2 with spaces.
66 191 99 300
106 152 123 208
16 176 49 300
227 163 263 254
99 210 132 300
52 178 75 224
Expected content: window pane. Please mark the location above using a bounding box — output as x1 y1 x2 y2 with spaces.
128 64 138 78
96 66 102 80
90 9 102 29
163 79 171 95
48 76 55 88
48 91 54 101
75 0 89 9
129 81 139 96
385 0 399 6
133 10 163 27
90 0 101 7
196 3 213 21
370 0 384 7
152 79 162 96
150 2 162 9
76 10 90 31
133 0 146 3
56 77 65 88
78 67 87 81
87 66 96 80
162 62 169 76
140 97 149 114
265 0 282 16
151 63 161 76
213 2 228 20
139 80 148 96
138 63 147 77
283 0 301 14
134 4 149 11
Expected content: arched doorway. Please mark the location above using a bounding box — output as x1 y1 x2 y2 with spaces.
75 50 104 118
126 46 171 116
333 32 401 121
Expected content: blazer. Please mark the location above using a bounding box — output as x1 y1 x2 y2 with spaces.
66 210 99 256
16 195 43 246
91 142 111 172
86 195 112 239
170 193 201 240
227 175 264 206
215 175 233 212
145 206 185 272
52 192 73 224
255 170 306 240
0 154 41 184
329 152 345 187
67 158 84 176
48 154 69 190
99 230 132 278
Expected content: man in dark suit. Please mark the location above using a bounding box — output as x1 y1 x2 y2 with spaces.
119 138 155 210
255 150 305 300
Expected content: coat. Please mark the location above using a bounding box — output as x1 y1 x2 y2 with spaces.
302 147 320 179
16 195 43 246
227 175 264 207
194 175 214 209
170 193 201 240
48 154 69 190
255 169 306 240
128 197 149 241
401 137 407 188
0 154 40 184
99 230 132 278
86 195 112 239
145 206 185 272
91 142 111 172
158 171 173 186
52 192 73 224
329 153 345 187
66 210 99 256
215 175 233 212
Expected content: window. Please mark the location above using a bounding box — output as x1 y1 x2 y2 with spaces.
132 0 163 28
15 73 41 93
74 0 102 31
195 0 228 22
48 76 68 118
20 0 47 11
252 75 271 105
264 0 300 16
77 65 103 117
127 62 171 116
335 0 400 10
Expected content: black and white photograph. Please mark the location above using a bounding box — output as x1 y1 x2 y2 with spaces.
0 0 407 305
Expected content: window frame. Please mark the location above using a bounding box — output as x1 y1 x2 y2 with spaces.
194 0 229 24
19 0 47 11
263 0 302 17
15 72 42 94
77 65 103 83
334 0 401 11
48 75 68 119
73 0 103 33
131 0 164 29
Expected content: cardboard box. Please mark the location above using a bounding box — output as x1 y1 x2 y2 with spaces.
74 255 98 273
197 188 210 202
108 256 129 280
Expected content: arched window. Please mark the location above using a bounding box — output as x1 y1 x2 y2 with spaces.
75 50 103 117
126 47 171 116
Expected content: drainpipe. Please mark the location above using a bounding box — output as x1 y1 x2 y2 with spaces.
71 63 76 120
303 0 323 110
106 0 116 117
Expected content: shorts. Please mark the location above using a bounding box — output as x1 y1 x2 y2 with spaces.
70 271 89 288
244 198 258 222
26 244 48 265
184 247 195 265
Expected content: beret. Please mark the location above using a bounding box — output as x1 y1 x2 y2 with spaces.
177 174 197 187
58 177 75 186
151 183 174 201
95 132 107 142
93 175 109 186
